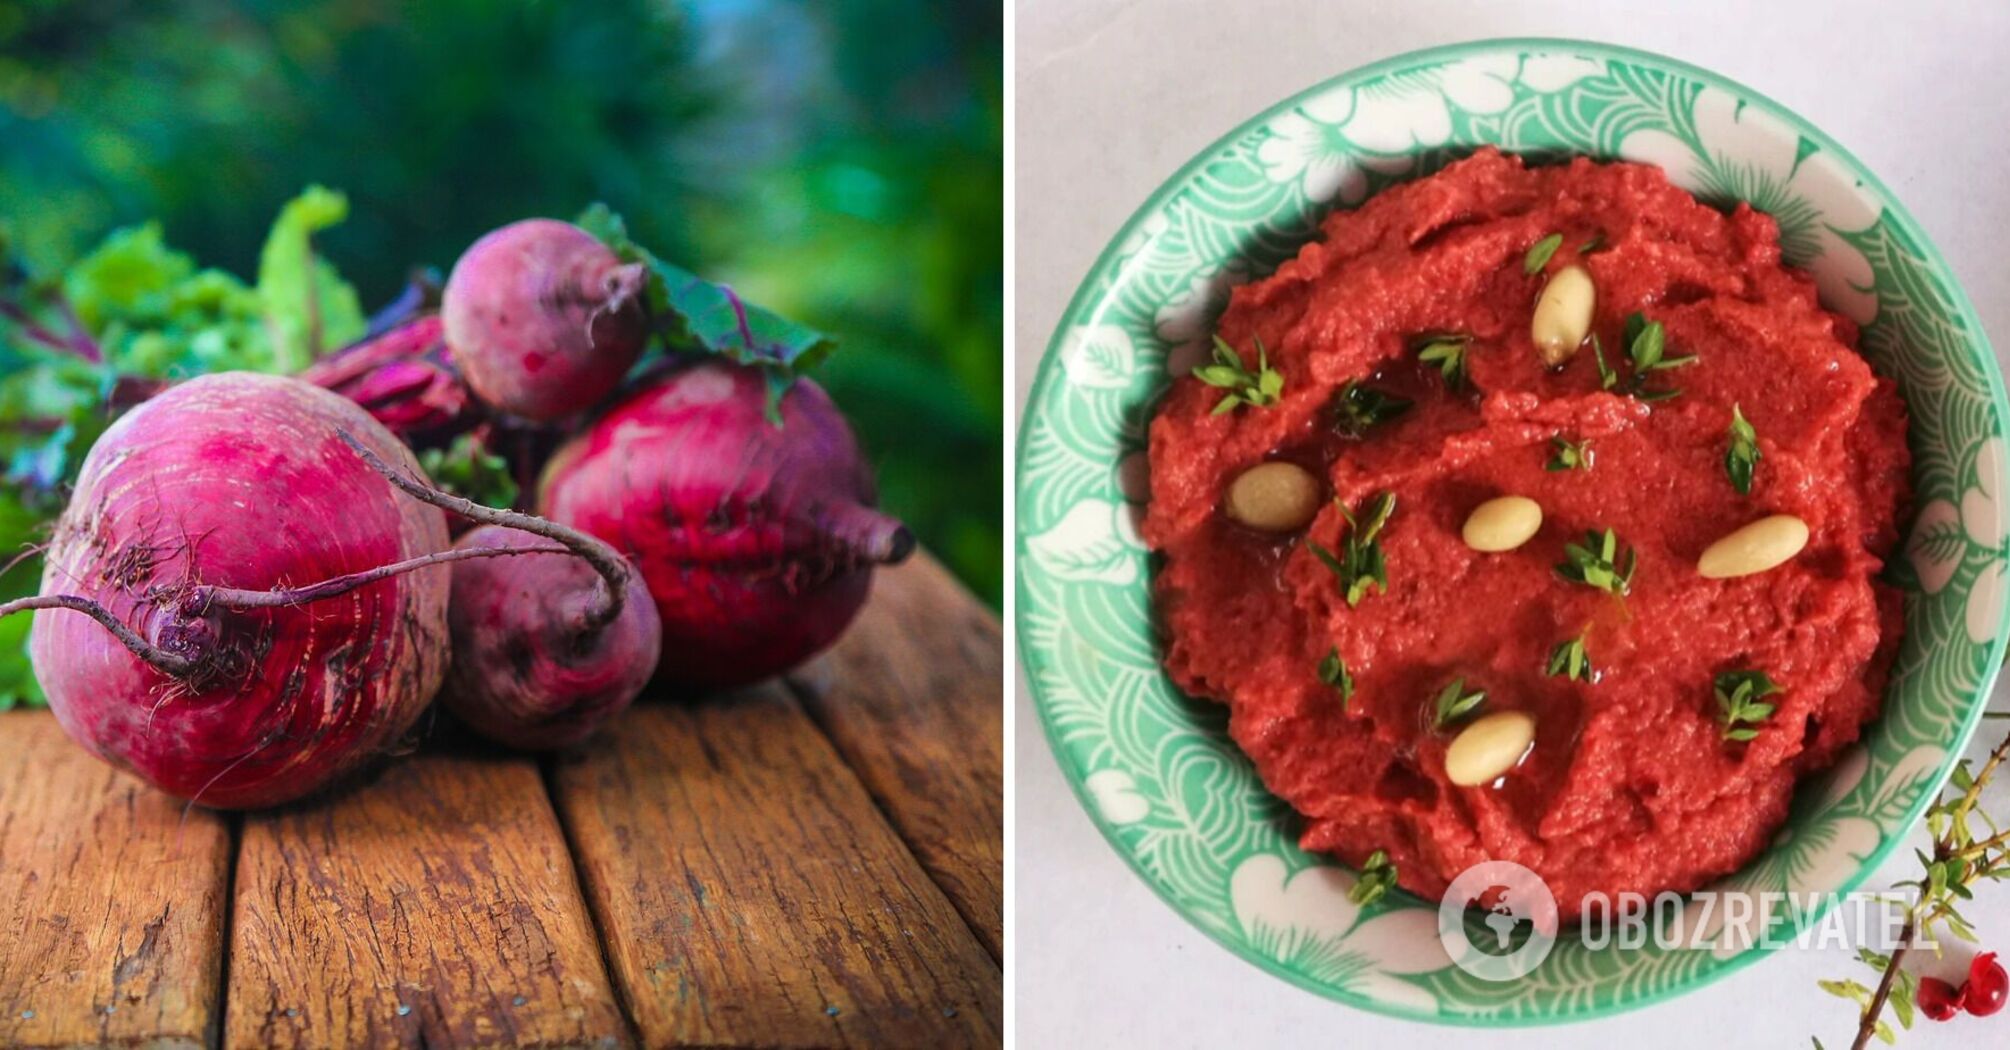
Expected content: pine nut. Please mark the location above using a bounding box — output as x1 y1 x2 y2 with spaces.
1461 495 1543 552
1531 264 1596 366
1445 710 1536 787
1225 462 1321 532
1697 514 1809 579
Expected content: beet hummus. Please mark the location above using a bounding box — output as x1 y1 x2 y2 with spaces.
1142 147 1910 914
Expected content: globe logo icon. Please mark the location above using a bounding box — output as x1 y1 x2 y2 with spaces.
1438 861 1559 980
1478 886 1528 952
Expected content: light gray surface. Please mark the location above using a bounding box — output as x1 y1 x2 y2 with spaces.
1012 2 2010 1047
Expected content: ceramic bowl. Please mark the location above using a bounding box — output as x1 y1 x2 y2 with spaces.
1016 37 2009 1023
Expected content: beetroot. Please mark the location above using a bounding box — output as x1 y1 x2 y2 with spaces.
538 360 912 688
441 219 648 422
442 525 659 747
5 373 454 808
336 436 661 750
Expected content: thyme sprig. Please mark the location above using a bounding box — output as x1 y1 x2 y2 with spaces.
1307 491 1396 607
1432 678 1487 729
1547 629 1594 682
1591 332 1619 391
1349 849 1398 906
1317 646 1355 707
1334 380 1412 435
1556 528 1637 596
1416 333 1474 390
1547 434 1591 472
1194 334 1284 414
1726 403 1761 495
1714 669 1780 742
1617 312 1695 401
1821 728 2010 1048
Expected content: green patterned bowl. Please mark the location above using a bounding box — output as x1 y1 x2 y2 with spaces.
1017 38 2010 1024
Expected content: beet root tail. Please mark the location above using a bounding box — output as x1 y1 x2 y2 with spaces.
827 503 915 566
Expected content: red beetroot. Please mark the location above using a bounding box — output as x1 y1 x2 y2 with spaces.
441 219 648 422
538 360 912 688
335 436 662 750
9 373 454 808
440 525 659 748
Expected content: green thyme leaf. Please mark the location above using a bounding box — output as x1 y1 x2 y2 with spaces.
1546 434 1591 472
1317 646 1355 706
1348 849 1398 906
1726 403 1760 495
1715 669 1781 742
1945 914 1979 942
1433 678 1487 729
1591 332 1619 390
1524 233 1564 275
1578 232 1606 255
1818 979 1873 1007
1334 380 1413 435
1194 334 1284 413
1618 311 1695 401
1555 528 1637 596
1546 629 1594 682
1416 334 1472 390
1307 491 1397 607
1623 312 1661 367
1888 973 1917 1030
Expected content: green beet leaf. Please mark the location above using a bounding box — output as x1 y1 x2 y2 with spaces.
578 203 836 422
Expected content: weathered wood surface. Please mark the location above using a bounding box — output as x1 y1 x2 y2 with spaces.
0 714 232 1050
788 555 1005 958
0 550 1002 1048
227 746 629 1049
551 684 1003 1048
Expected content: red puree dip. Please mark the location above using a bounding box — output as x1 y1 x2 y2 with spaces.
1143 147 1909 913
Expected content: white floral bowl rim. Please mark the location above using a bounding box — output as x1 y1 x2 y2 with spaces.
1016 38 2010 1025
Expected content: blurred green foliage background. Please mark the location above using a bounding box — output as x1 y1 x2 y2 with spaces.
0 0 1003 603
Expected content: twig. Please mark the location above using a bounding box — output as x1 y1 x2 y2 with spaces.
1852 914 1918 1050
1841 728 2010 1048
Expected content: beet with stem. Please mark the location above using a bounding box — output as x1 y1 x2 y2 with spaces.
441 218 649 422
2 373 469 808
338 434 660 750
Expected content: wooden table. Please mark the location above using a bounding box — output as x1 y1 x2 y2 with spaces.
0 555 1002 1049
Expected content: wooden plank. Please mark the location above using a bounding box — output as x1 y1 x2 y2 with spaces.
226 743 629 1049
788 554 1004 958
551 687 1003 1048
0 709 231 1050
